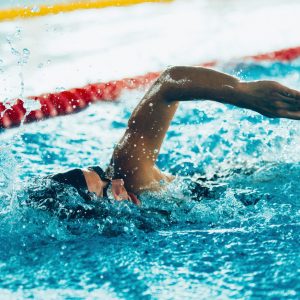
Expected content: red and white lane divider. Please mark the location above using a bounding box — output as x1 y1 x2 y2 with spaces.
0 72 160 128
1 46 300 129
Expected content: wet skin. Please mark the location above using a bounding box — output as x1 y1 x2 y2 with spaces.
84 66 300 200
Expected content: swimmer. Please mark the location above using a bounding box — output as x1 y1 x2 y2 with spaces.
28 66 300 210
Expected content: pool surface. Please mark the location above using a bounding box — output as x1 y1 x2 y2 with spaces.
1 59 300 299
1 0 300 298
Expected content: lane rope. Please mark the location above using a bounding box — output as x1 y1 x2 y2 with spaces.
0 0 173 22
1 46 300 129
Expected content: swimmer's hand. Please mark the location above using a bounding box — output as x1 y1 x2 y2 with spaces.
111 179 141 205
236 81 300 119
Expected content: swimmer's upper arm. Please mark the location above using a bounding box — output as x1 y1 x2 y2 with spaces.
117 66 239 164
113 71 180 170
112 65 300 178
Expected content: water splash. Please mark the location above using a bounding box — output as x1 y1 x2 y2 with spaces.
0 60 300 298
5 28 31 101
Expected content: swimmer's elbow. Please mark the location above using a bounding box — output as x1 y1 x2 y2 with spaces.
158 66 191 102
160 66 186 82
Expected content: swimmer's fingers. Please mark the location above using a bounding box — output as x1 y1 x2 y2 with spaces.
273 86 300 102
274 93 300 103
281 86 300 100
276 109 300 120
273 98 300 111
271 87 300 113
240 81 300 119
271 93 300 118
111 179 130 201
112 189 130 201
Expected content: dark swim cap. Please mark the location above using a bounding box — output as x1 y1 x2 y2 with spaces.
51 168 90 201
51 166 111 198
26 167 111 218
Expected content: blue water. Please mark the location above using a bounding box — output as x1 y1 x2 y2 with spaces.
1 60 300 299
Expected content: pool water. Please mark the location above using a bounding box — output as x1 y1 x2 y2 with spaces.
0 60 300 299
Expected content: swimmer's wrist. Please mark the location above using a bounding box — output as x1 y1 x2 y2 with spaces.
214 78 242 105
227 81 252 108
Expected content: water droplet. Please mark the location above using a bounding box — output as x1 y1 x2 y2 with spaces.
23 48 30 55
14 27 22 40
21 48 30 64
31 5 40 13
0 59 4 73
55 87 65 92
11 47 19 57
22 98 41 112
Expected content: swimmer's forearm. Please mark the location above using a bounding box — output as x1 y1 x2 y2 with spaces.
160 66 241 104
160 66 300 119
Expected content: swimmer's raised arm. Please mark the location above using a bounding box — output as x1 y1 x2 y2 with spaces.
157 66 300 118
111 66 300 192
